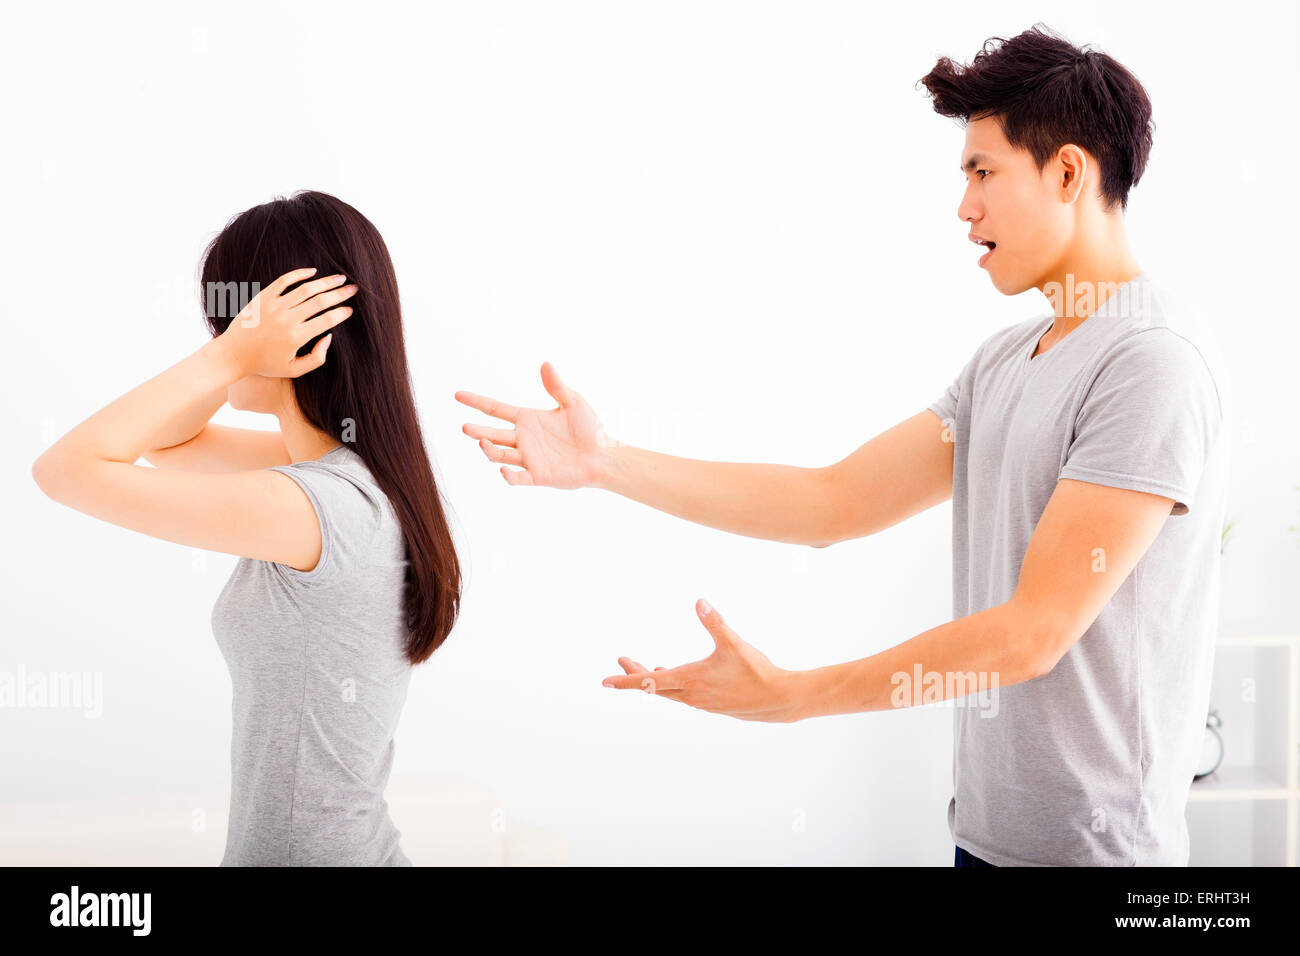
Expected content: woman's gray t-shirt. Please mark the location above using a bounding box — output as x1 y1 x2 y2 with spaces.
211 444 414 866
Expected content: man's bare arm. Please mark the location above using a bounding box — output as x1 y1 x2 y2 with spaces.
601 478 1179 722
811 409 955 544
595 409 953 547
457 363 953 548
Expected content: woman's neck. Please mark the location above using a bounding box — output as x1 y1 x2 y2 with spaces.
276 414 342 463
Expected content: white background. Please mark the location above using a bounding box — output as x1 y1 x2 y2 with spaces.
2 0 1297 864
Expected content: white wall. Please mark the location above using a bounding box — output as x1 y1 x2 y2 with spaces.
1 0 1296 865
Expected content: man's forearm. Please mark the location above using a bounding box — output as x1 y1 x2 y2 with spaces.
786 602 1051 720
593 444 841 547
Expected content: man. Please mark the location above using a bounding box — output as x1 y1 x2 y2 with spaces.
456 24 1230 867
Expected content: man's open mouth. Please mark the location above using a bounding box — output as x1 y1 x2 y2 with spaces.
972 237 997 265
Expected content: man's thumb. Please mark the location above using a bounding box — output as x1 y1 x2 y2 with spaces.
540 361 569 406
696 598 732 647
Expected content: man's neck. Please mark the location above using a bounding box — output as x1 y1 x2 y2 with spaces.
1037 231 1142 336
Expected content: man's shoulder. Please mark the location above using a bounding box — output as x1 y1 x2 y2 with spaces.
1093 274 1218 351
1091 275 1231 420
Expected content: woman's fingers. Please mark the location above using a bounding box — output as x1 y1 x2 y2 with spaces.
479 438 522 466
286 332 333 377
284 272 348 308
264 267 318 298
455 390 521 424
463 422 516 446
295 282 358 318
300 304 355 342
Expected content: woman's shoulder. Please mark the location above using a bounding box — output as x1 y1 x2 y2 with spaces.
278 445 390 517
268 445 400 585
303 443 383 488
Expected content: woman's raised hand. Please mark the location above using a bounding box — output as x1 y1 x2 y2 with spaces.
455 362 614 489
216 268 357 378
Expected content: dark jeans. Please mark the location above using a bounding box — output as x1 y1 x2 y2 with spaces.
954 845 997 867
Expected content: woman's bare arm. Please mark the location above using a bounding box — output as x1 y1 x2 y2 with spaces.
144 423 291 473
33 269 353 568
139 381 291 473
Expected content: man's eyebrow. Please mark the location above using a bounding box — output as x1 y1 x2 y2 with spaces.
961 153 993 172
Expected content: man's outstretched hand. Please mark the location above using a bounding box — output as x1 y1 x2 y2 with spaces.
455 362 615 489
602 599 807 723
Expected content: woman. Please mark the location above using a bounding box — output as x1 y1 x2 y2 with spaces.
31 191 461 866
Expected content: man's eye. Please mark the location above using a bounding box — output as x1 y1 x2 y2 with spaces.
978 169 990 179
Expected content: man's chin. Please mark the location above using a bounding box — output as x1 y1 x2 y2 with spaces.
986 264 1032 296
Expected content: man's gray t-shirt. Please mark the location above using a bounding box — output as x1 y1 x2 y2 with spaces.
927 271 1230 866
211 444 414 866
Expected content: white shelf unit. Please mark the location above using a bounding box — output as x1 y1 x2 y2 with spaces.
1186 635 1299 866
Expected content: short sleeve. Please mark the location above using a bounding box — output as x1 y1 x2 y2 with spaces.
267 461 384 586
927 346 982 433
1059 330 1222 516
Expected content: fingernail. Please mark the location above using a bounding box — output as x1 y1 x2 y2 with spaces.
602 679 615 687
699 598 712 618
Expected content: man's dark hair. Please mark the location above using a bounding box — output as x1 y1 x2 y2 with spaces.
918 23 1154 213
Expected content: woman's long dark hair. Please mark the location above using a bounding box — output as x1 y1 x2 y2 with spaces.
199 190 461 665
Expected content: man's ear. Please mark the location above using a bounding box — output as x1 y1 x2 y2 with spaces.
1056 144 1089 203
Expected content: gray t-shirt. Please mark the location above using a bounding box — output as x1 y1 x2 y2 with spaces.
927 271 1230 866
211 444 414 866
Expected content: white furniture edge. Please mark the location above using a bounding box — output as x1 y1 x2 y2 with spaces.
1186 635 1299 866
